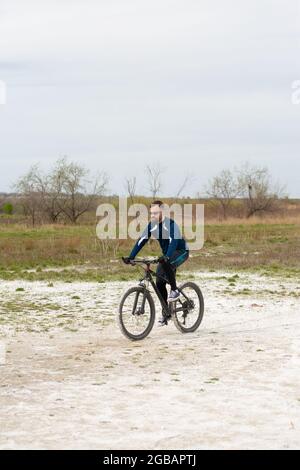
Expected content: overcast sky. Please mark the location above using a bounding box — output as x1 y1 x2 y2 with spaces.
1 0 300 196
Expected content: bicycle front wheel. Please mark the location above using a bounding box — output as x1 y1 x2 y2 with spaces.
117 286 156 341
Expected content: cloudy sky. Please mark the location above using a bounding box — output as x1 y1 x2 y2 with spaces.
0 0 300 196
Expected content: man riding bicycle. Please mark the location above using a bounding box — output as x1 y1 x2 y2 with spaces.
123 200 189 325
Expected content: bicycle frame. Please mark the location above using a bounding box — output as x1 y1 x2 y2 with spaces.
136 263 190 316
139 266 169 313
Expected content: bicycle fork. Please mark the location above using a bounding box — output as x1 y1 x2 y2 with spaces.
131 279 150 316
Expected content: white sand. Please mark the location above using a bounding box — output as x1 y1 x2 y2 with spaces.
0 272 299 449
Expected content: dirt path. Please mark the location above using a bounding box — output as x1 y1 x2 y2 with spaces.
0 272 299 449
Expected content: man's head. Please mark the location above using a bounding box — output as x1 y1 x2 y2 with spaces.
150 200 164 223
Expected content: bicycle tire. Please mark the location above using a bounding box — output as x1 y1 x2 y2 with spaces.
173 281 204 333
117 286 156 341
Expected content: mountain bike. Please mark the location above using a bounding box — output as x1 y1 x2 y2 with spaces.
118 257 204 341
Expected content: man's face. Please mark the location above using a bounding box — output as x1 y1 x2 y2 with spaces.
150 205 163 223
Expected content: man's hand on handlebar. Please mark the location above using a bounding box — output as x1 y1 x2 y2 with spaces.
158 255 170 264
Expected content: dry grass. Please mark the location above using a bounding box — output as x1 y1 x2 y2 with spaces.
205 215 300 225
0 215 299 280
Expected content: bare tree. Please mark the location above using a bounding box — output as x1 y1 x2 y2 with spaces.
32 170 64 223
206 169 241 219
14 158 109 225
237 163 285 218
15 161 65 223
14 164 42 226
124 176 137 205
53 157 109 223
175 173 195 198
146 163 164 199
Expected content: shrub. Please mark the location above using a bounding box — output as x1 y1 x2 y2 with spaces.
2 203 13 215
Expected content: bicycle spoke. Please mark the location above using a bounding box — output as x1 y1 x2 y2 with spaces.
175 284 203 330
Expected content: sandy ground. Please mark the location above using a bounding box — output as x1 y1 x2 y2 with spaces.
0 271 299 450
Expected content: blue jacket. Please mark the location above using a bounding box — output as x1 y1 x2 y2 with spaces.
129 217 188 259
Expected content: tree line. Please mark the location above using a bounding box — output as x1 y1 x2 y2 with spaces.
125 161 286 219
0 158 287 225
204 163 286 219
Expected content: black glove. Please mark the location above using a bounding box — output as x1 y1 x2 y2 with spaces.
123 256 134 265
158 255 170 263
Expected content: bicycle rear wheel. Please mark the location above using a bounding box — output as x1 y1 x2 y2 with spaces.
117 286 156 341
172 281 204 333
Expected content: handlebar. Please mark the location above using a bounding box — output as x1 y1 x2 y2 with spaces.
122 257 160 266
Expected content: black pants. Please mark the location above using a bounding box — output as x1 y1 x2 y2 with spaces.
156 249 189 306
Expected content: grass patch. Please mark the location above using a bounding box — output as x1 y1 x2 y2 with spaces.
205 377 220 384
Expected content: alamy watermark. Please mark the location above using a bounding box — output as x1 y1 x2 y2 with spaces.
96 198 204 251
291 80 300 104
0 80 7 105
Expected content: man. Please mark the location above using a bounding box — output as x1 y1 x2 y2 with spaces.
123 200 189 325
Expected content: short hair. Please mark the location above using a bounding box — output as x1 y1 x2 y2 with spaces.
150 200 164 208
